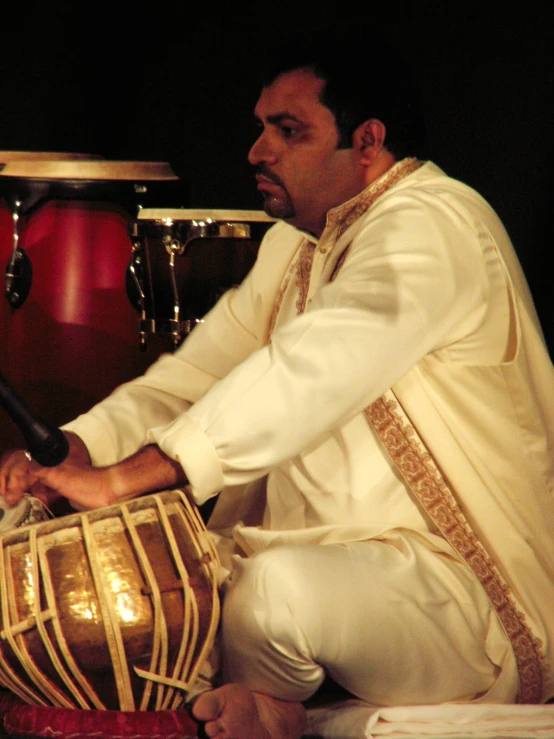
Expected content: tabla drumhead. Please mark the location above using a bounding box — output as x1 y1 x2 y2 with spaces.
0 494 52 532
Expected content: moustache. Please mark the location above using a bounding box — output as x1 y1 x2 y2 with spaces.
256 165 285 188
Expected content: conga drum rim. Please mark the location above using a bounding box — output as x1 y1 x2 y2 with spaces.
0 153 104 162
0 161 179 182
137 207 276 222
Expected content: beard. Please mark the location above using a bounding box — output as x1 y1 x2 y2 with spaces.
261 191 295 219
256 166 296 220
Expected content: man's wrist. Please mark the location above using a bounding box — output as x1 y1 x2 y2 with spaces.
65 432 92 465
106 444 187 503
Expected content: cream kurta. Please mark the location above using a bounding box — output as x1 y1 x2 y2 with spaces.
64 161 554 701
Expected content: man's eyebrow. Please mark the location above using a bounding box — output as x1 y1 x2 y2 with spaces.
253 111 304 125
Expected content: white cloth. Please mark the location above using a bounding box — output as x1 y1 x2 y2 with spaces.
304 702 554 738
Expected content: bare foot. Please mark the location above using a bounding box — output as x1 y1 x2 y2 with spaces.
192 683 306 739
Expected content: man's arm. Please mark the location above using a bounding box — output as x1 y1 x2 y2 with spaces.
31 442 188 510
1 431 187 511
0 431 91 507
62 221 295 472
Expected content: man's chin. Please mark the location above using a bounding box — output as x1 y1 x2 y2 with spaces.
261 195 294 221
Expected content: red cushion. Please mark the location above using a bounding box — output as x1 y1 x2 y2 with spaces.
0 690 24 717
3 704 201 739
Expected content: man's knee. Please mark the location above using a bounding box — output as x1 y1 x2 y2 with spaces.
219 547 324 696
221 546 313 651
224 546 306 613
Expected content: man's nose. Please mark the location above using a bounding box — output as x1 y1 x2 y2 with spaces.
248 133 277 166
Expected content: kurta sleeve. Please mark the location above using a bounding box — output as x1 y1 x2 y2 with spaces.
62 221 297 469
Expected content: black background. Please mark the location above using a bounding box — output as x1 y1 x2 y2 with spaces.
1 0 553 353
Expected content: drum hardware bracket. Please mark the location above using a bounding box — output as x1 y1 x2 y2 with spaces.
128 248 149 348
160 233 187 348
4 246 33 309
4 199 33 310
163 234 186 257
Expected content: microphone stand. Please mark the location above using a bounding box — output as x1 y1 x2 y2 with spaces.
0 371 69 466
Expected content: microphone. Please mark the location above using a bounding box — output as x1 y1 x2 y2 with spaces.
0 371 69 467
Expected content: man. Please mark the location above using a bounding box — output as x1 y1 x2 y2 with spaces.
1 24 554 739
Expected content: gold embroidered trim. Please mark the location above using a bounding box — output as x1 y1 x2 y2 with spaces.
365 393 546 704
268 238 314 337
295 240 316 315
329 158 422 239
269 158 422 336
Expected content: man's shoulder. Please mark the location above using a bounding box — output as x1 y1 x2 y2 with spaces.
399 161 489 202
371 160 495 219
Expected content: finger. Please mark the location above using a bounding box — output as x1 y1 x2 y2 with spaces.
29 481 62 509
2 461 35 505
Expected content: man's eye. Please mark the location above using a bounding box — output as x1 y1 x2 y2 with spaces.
281 126 299 138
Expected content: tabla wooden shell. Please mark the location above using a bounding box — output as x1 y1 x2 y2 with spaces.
0 490 220 712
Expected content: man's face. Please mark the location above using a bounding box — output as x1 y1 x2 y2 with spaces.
248 68 366 237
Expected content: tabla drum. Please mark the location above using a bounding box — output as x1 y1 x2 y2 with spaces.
0 489 220 712
128 208 276 348
0 160 182 456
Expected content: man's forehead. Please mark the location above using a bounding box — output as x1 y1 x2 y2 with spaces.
254 68 327 119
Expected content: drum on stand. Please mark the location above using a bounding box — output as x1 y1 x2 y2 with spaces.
128 208 276 348
0 153 105 312
0 489 220 712
0 160 183 456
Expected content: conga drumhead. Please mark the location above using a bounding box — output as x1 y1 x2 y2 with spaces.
0 160 178 181
0 160 182 216
0 152 104 163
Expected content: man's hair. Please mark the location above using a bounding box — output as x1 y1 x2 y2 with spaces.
260 23 426 160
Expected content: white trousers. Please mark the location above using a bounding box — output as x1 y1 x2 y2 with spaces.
218 533 519 706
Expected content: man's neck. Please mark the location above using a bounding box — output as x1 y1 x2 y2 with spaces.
363 150 398 189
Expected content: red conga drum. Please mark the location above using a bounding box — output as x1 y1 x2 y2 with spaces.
0 159 181 455
0 153 104 313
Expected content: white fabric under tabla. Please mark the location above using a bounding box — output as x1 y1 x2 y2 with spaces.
303 701 554 738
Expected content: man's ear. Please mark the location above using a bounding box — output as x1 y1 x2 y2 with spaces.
353 119 387 164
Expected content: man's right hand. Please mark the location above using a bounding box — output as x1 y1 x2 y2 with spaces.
0 431 91 509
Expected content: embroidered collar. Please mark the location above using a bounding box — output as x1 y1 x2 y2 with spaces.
327 157 422 239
